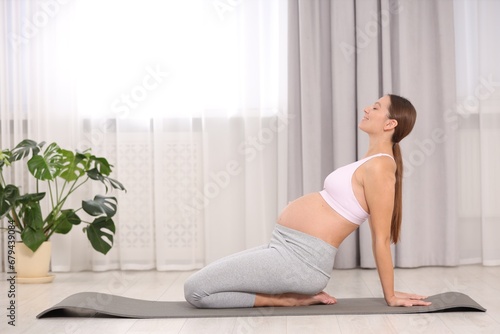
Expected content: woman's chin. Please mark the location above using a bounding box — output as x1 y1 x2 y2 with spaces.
358 123 367 132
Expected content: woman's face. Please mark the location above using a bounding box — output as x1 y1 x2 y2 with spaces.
359 95 395 134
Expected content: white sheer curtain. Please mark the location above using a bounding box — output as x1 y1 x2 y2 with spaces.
1 0 288 272
454 0 500 266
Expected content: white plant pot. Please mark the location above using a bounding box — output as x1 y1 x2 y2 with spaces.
14 241 54 283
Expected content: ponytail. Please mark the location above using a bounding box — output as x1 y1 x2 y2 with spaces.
387 94 417 244
391 142 403 244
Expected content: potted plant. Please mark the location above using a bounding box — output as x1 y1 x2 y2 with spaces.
0 139 125 282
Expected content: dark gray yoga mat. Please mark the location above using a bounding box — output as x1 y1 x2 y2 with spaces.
37 291 485 319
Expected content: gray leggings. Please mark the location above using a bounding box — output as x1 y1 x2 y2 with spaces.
184 224 338 308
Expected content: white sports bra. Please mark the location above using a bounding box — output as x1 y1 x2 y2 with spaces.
319 153 394 225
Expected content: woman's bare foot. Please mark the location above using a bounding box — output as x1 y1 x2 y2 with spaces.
254 291 337 307
311 291 337 305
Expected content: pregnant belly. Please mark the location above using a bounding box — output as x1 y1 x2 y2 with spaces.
277 192 359 248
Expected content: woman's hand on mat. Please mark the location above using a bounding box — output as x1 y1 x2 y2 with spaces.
386 291 432 307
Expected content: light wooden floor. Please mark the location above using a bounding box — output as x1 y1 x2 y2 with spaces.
1 265 499 333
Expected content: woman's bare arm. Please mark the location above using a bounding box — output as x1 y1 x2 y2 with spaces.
364 158 431 307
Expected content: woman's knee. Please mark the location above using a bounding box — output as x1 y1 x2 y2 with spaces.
303 273 329 294
183 273 205 308
284 270 330 295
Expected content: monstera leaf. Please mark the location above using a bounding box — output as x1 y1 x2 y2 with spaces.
27 143 63 180
0 184 19 218
83 217 116 255
48 209 81 235
0 149 11 168
82 195 117 217
59 149 86 181
19 201 46 252
21 226 47 252
87 168 126 192
10 139 44 162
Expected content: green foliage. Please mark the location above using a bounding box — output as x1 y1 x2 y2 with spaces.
83 216 116 255
0 139 126 254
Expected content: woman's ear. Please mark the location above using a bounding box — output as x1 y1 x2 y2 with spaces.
385 119 398 130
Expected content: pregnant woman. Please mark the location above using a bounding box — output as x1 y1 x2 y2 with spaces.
184 94 431 308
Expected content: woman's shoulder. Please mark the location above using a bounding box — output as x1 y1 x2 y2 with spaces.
363 154 397 175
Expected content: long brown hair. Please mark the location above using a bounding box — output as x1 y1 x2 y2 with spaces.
387 94 416 244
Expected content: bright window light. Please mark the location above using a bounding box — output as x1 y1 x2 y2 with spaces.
67 0 282 119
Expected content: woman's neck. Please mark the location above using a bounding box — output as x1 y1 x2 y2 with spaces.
365 137 394 156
